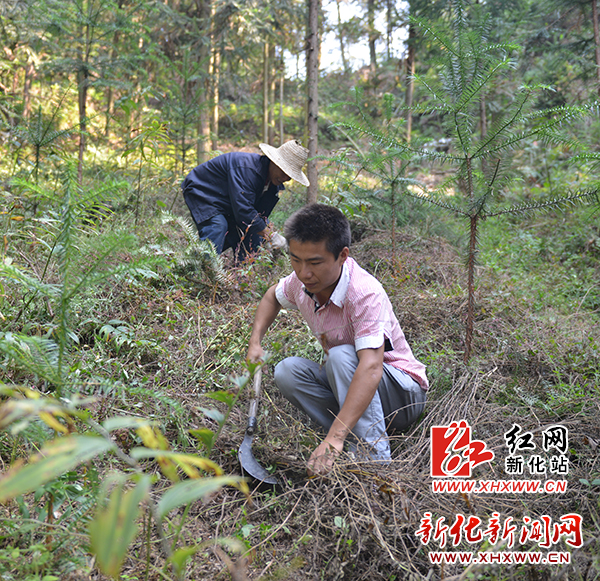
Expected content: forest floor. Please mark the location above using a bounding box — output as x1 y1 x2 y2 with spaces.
87 197 600 581
2 187 599 581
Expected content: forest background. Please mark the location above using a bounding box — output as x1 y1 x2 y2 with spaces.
0 0 599 580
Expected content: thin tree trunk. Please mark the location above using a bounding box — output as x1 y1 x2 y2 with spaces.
279 64 284 145
306 0 320 202
198 83 211 162
405 24 416 144
593 0 600 97
368 0 377 74
386 0 393 60
195 0 211 164
263 42 269 143
23 59 34 119
77 24 90 185
210 44 220 150
335 0 348 73
464 155 476 362
465 214 478 362
480 95 487 175
268 44 276 144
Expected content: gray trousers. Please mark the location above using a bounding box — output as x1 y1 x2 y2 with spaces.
274 344 427 461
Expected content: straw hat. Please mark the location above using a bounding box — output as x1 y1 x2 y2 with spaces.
259 140 310 187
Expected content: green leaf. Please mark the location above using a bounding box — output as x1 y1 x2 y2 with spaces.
89 475 151 579
0 436 114 502
157 476 245 520
168 545 199 578
189 428 215 451
205 391 235 408
197 407 225 423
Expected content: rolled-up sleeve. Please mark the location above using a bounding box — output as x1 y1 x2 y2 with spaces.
275 275 299 310
351 291 386 352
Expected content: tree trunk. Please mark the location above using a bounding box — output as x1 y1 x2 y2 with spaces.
198 83 211 162
279 62 284 145
335 0 348 73
464 155 476 362
480 95 487 175
593 0 600 97
268 44 276 144
405 23 416 144
306 0 320 202
386 0 393 60
77 22 90 185
367 0 377 74
23 58 34 119
195 0 211 164
465 213 478 362
263 42 269 143
210 43 220 150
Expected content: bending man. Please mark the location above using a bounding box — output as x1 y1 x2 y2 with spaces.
182 140 309 263
247 204 428 476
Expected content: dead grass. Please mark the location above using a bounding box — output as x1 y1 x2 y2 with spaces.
2 215 599 581
107 227 600 580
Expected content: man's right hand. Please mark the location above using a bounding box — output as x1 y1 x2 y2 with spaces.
246 343 265 364
246 284 281 365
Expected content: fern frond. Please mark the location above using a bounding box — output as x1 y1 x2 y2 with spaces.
160 210 198 245
404 188 469 217
411 73 453 111
0 262 59 300
0 333 62 385
572 152 600 166
159 211 232 287
411 15 458 60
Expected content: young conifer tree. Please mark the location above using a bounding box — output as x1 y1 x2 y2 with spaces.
410 0 597 360
332 0 598 361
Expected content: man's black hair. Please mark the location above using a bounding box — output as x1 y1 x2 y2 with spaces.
283 203 351 259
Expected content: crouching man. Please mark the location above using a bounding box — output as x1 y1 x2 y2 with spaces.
246 204 428 476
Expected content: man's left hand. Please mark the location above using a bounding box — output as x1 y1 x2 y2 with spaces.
307 439 343 477
269 232 287 250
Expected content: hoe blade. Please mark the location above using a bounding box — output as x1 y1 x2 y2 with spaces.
237 368 277 485
238 431 277 485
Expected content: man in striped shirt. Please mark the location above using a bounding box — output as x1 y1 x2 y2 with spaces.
247 204 428 476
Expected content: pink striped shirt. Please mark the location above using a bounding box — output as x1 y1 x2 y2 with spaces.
275 257 429 390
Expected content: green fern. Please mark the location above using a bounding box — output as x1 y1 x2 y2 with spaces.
1 162 162 395
159 210 231 288
0 333 62 387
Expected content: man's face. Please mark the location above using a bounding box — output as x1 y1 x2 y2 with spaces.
268 162 291 186
288 239 349 303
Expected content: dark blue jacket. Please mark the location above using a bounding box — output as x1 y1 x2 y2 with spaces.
182 152 283 234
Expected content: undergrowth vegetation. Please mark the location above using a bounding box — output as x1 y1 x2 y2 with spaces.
1 2 599 578
0 158 598 579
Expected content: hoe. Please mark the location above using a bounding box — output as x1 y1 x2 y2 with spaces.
238 368 278 485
